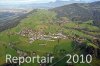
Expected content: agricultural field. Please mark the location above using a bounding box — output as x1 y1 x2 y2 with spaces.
0 9 100 66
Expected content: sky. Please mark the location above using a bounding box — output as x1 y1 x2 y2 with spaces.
0 0 55 3
0 0 99 4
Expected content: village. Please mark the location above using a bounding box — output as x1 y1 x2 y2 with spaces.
18 28 67 44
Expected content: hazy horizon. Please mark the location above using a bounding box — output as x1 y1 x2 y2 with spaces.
0 0 100 4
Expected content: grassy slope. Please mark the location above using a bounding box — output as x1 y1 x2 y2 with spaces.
0 9 100 66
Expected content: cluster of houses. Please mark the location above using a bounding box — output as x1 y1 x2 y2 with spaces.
18 28 67 44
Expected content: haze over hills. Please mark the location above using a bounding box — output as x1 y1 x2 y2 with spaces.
0 8 32 32
0 8 32 13
0 0 89 9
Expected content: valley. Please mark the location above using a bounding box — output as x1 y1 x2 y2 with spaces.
0 9 100 66
0 1 100 66
0 9 32 32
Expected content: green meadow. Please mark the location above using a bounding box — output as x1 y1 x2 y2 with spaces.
0 10 100 66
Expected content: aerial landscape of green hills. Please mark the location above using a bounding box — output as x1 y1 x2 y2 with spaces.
0 1 100 66
0 9 100 66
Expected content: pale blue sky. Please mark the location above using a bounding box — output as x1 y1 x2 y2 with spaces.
1 0 55 3
0 0 99 4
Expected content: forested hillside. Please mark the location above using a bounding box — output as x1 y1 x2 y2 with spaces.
52 1 100 27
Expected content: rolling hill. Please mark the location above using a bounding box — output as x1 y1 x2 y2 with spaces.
0 9 100 66
0 1 100 66
0 9 32 32
52 1 100 27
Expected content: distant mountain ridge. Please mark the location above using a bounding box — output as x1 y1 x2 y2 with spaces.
0 0 85 9
52 1 100 27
